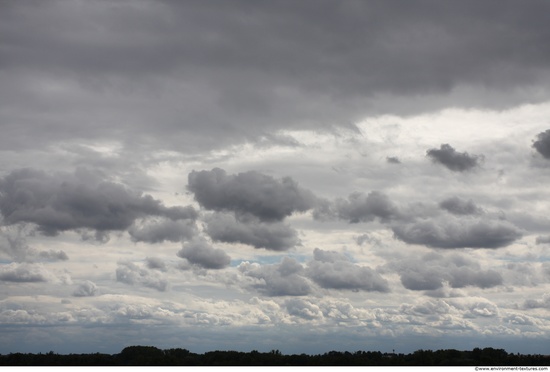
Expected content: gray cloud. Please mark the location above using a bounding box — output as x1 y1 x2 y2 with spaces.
205 212 300 251
128 218 196 244
0 168 196 236
79 230 111 244
386 156 401 164
0 263 54 283
392 215 522 249
532 129 550 159
115 261 168 291
503 262 550 287
535 235 550 244
314 191 399 223
2 1 550 156
37 250 69 261
73 280 99 297
145 257 167 272
400 269 445 291
394 253 503 291
439 197 483 215
188 168 317 221
426 144 482 172
1 231 27 261
0 229 69 262
306 248 389 292
523 293 550 309
239 257 312 296
177 238 231 270
447 267 503 289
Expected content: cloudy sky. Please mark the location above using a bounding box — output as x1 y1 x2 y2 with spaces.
1 0 550 355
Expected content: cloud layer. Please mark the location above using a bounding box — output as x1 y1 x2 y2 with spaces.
1 0 550 357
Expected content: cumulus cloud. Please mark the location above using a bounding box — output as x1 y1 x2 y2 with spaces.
314 191 399 223
177 238 231 270
128 218 196 243
450 298 499 318
239 257 312 296
205 212 300 251
285 298 323 320
400 268 446 291
503 313 537 326
532 129 550 159
187 168 317 221
145 257 167 272
0 263 55 282
115 261 168 291
73 280 99 297
307 248 389 292
0 168 197 236
392 215 522 249
522 293 550 309
400 299 452 316
0 308 47 325
392 252 503 291
0 229 68 262
426 144 482 172
439 197 483 215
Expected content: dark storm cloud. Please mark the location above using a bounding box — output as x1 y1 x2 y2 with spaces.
392 216 521 249
239 257 312 296
115 261 168 291
314 191 399 223
306 248 389 292
3 1 550 153
4 0 550 97
73 281 99 297
188 168 317 221
205 213 300 251
532 129 550 159
395 253 503 291
439 197 483 215
177 238 231 270
128 218 196 244
0 168 197 236
426 144 482 172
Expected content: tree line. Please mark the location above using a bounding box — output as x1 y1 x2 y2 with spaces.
1 346 549 366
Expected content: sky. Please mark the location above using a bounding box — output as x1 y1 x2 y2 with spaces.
1 0 550 356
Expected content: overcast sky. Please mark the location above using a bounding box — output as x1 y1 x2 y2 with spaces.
1 0 550 355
